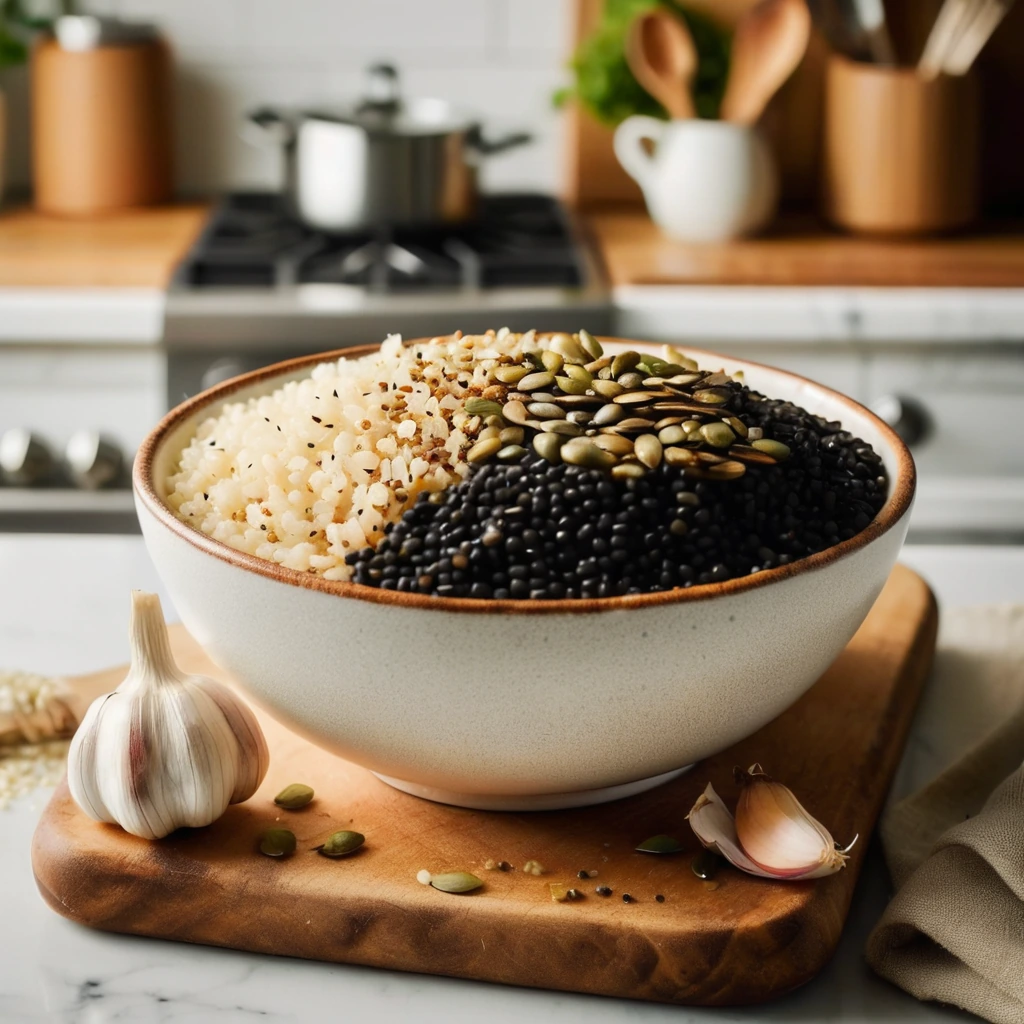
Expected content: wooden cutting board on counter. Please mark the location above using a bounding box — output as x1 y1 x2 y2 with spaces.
32 565 937 1007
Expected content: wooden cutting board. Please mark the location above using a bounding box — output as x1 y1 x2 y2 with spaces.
31 565 937 1007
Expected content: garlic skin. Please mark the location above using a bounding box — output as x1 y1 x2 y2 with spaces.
687 766 855 881
67 591 269 840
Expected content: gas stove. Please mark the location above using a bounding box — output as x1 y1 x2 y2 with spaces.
165 192 610 362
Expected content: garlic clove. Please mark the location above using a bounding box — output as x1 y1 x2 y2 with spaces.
686 772 855 881
734 765 852 879
686 784 780 879
67 591 269 840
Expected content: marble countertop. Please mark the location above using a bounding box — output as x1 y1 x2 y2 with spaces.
3 535 1022 1023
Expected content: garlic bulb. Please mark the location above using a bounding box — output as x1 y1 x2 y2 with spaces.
67 591 269 840
687 765 856 881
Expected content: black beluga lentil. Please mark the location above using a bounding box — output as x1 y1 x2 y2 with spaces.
346 383 888 599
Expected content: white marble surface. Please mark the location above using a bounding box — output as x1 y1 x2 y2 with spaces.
2 536 1021 1023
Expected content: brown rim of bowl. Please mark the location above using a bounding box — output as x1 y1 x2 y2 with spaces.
134 336 916 616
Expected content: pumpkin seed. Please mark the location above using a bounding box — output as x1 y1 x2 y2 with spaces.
578 328 603 359
541 419 584 437
519 371 555 391
563 363 594 384
693 389 730 405
597 365 613 380
555 376 591 396
497 444 527 461
726 416 748 439
665 373 705 387
658 425 686 445
695 450 728 464
550 333 587 364
702 371 732 387
682 419 703 435
477 425 501 442
616 372 646 390
691 849 720 880
494 364 531 385
527 402 566 420
634 434 663 469
614 417 656 431
614 390 661 406
540 350 564 373
700 422 736 448
259 828 296 857
592 434 634 456
549 393 602 408
316 830 365 858
636 834 684 854
707 460 746 480
752 438 791 461
533 432 563 463
664 446 698 467
566 410 592 426
610 350 641 378
727 444 775 465
590 379 625 400
653 401 719 415
502 400 530 426
654 416 683 430
274 783 314 809
430 871 484 894
592 403 624 427
499 426 524 445
464 397 504 418
561 438 617 469
585 355 612 373
467 437 502 463
611 463 647 480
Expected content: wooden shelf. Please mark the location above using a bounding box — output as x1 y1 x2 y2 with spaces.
587 209 1024 289
0 203 209 288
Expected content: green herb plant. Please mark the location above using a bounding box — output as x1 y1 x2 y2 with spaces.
0 0 75 69
554 0 730 124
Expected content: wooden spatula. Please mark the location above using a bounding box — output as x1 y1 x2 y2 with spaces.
720 0 812 125
626 8 699 120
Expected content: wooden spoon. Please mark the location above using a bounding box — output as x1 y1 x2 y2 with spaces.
626 9 698 120
720 0 812 125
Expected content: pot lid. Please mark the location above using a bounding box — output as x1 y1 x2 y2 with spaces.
306 64 476 137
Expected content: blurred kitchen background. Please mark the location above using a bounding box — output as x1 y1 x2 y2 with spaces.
0 0 1021 540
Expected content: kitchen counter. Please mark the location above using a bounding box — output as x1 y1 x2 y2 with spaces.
2 535 1022 1022
0 204 207 344
591 210 1024 344
0 204 208 288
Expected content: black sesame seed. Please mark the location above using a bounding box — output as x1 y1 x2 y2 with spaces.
596 886 612 896
622 893 633 903
655 894 665 903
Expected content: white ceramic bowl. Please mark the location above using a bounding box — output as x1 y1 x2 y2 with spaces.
134 338 915 810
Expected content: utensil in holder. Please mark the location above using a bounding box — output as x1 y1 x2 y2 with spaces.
821 54 979 235
31 36 173 215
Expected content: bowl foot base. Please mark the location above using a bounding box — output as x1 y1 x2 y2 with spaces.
372 765 693 811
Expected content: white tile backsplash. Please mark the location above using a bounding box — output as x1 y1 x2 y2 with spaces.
0 0 572 195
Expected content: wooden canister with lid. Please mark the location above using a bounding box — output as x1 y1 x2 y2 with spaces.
31 36 173 215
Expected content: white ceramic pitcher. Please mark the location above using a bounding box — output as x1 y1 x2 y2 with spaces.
614 117 778 242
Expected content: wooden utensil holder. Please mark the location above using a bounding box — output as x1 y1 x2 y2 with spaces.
31 37 174 215
822 55 979 235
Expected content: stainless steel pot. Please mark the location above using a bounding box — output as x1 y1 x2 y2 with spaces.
245 64 532 233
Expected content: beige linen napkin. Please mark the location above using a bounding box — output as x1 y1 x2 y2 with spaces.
866 605 1024 1023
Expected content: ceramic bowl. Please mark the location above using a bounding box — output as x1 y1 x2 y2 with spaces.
134 338 915 811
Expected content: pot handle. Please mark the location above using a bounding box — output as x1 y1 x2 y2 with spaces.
467 127 533 157
613 115 664 190
242 107 295 147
